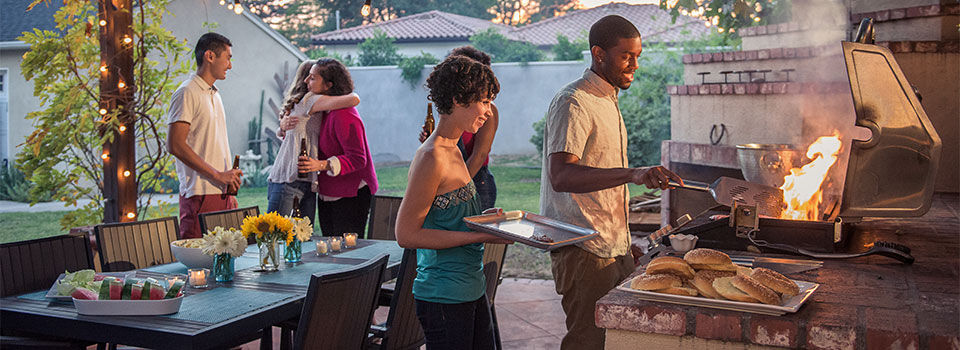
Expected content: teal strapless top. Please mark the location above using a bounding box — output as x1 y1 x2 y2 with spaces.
413 181 486 304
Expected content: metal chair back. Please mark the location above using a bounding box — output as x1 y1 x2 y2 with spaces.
366 195 403 240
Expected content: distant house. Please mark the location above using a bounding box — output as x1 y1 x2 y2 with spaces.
0 0 306 164
311 2 711 61
312 10 514 60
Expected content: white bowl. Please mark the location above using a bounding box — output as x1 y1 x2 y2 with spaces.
170 239 213 269
668 234 698 253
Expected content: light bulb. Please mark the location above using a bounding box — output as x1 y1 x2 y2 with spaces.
219 0 225 4
227 3 233 9
101 153 109 160
234 4 243 14
99 19 107 26
126 212 136 219
118 81 125 89
99 64 107 73
361 0 371 16
119 125 126 132
123 170 131 177
99 108 108 115
123 36 132 44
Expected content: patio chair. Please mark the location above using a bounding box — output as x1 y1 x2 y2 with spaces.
367 249 424 350
292 253 389 350
483 242 509 349
0 233 104 349
366 195 403 240
199 206 260 244
93 217 179 272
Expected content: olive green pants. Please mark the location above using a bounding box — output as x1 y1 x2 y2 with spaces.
551 245 634 350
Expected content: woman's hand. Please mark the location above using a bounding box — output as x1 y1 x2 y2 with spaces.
280 115 301 131
277 128 286 139
298 156 329 174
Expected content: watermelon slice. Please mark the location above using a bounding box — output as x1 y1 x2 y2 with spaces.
98 277 117 300
148 285 166 300
165 280 185 299
121 278 140 300
130 284 143 300
140 280 154 300
71 287 98 300
108 279 123 300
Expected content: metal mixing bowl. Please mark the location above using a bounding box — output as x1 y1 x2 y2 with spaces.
736 144 803 188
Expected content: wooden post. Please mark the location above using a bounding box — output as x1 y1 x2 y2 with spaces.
99 0 136 223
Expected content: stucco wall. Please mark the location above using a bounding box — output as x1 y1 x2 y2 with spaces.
350 59 588 162
0 45 35 164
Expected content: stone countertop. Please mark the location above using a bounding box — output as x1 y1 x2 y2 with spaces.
597 193 959 349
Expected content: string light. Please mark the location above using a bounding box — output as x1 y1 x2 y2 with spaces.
234 3 243 14
99 19 107 26
101 152 109 160
361 0 371 16
119 125 126 132
219 0 224 4
123 170 131 177
123 35 132 44
117 80 126 89
99 64 107 73
227 3 233 9
126 212 136 219
99 108 108 115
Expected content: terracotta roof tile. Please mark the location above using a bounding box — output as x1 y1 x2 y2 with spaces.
510 2 712 46
312 10 514 44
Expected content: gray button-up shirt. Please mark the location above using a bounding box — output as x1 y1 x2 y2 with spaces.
539 69 631 258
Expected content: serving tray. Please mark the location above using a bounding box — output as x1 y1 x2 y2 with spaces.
45 271 136 301
73 295 185 315
615 278 818 316
463 211 599 250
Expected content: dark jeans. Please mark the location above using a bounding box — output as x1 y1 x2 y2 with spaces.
266 181 316 226
316 185 372 237
473 165 497 211
415 296 496 350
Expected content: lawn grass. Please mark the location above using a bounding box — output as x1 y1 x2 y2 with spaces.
0 163 650 279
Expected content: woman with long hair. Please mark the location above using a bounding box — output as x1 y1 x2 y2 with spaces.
395 55 512 350
267 59 359 223
297 58 378 236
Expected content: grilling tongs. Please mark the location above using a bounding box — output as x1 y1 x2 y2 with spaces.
746 231 915 264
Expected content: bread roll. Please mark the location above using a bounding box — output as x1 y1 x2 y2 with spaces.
736 265 753 277
630 273 682 291
654 286 699 297
731 275 781 305
684 248 733 265
691 270 735 299
645 256 695 279
690 263 739 272
751 267 800 298
712 277 759 303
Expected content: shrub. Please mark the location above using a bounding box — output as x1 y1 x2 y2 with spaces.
552 34 588 61
398 51 439 87
0 163 54 202
357 29 402 66
469 28 544 64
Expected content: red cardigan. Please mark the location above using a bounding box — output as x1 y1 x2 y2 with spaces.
316 107 379 198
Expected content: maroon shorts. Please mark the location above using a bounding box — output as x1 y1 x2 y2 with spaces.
178 194 238 239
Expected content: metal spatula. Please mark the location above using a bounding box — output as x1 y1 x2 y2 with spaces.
669 177 784 217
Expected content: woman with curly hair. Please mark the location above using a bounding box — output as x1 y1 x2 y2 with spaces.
395 55 512 350
296 58 378 236
267 59 359 224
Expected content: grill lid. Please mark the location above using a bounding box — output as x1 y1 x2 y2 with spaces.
838 41 942 218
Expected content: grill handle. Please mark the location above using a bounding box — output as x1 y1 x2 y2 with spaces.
854 18 875 44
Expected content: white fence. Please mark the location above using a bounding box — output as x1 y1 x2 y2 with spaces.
349 59 590 162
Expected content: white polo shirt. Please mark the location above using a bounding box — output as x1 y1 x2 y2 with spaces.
167 74 232 197
540 69 631 259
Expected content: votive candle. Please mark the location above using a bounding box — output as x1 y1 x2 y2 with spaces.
188 268 208 288
316 239 329 256
343 233 358 248
330 237 342 252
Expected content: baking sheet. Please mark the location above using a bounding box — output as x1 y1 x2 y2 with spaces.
463 211 599 250
615 278 818 316
45 271 136 301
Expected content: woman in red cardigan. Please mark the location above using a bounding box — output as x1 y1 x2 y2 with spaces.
297 58 378 236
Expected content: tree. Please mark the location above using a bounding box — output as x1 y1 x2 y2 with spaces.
552 33 588 61
357 29 403 66
469 28 544 63
398 52 440 87
658 0 791 39
491 0 578 26
18 0 189 229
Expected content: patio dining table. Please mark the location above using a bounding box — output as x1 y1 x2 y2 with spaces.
0 238 403 350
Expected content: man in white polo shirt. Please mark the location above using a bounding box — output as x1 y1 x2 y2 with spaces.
167 32 243 239
540 15 683 349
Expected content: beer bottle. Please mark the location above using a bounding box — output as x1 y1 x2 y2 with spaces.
298 138 308 179
222 155 240 199
291 197 302 218
423 102 435 136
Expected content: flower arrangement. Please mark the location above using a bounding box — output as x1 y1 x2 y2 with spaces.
201 226 247 257
284 215 313 263
241 212 294 271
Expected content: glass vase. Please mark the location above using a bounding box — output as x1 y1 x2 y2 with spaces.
212 253 235 282
285 239 302 263
259 236 283 271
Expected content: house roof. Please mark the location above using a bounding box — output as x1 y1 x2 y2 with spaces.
312 10 514 45
510 2 712 47
1 0 64 43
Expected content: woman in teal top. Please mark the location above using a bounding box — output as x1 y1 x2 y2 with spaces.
395 55 511 350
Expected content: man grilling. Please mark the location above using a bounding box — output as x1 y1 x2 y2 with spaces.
539 15 683 349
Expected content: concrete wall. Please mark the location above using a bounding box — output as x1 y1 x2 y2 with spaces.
350 59 588 162
323 41 469 62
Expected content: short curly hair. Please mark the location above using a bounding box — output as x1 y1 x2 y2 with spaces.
426 55 499 115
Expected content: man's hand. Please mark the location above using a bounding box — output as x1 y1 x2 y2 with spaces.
215 168 243 189
298 156 329 174
280 116 300 131
417 125 429 143
631 166 683 190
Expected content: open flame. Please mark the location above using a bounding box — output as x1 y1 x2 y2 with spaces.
779 133 842 220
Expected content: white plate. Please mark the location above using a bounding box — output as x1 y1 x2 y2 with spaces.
73 295 184 315
45 272 136 301
615 278 819 316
